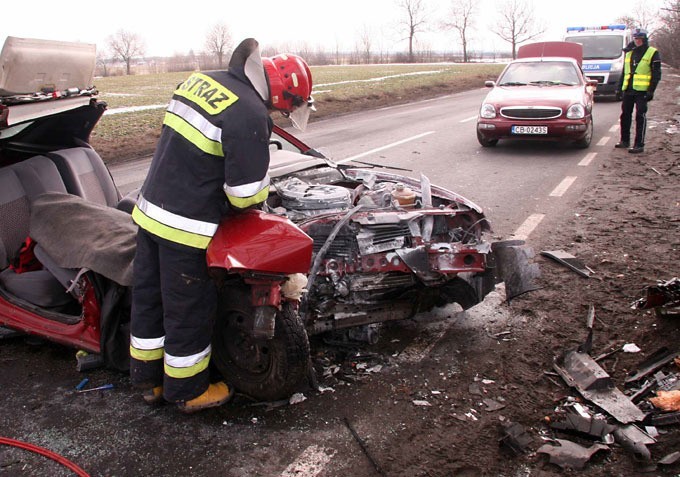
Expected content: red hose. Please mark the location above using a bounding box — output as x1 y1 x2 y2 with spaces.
0 436 90 477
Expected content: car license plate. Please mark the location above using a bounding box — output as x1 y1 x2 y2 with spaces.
511 125 548 135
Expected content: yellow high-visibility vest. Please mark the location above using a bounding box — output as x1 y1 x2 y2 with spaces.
622 47 657 91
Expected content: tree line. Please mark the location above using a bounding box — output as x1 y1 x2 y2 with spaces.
98 0 680 77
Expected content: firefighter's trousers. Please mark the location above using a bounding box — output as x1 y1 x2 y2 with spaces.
130 229 217 402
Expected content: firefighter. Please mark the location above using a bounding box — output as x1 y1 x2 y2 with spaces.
129 38 313 413
615 28 661 154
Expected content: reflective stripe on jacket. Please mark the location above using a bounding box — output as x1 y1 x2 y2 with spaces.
622 47 657 91
134 68 272 249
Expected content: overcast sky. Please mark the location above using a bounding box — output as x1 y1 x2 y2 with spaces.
2 0 663 57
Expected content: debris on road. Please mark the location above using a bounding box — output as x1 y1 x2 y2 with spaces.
540 250 593 278
649 390 680 411
631 277 680 316
498 422 533 456
537 439 609 470
549 413 617 440
622 343 641 353
76 383 114 394
289 393 307 405
625 347 680 385
612 424 656 461
554 344 646 423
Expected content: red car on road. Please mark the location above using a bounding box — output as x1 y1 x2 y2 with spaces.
476 42 597 148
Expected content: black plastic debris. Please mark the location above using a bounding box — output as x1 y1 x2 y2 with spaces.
631 277 680 316
613 424 656 461
540 250 592 278
554 348 646 424
550 414 617 440
537 439 609 470
483 398 506 412
646 410 680 427
499 421 533 456
625 347 680 385
492 240 542 300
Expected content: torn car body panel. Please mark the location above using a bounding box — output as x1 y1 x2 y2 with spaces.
554 349 646 423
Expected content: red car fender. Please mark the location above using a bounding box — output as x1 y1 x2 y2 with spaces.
206 210 313 275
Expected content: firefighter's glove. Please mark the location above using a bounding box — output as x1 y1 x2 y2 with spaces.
645 91 654 101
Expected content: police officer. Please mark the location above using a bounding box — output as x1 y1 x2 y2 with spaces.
615 28 661 154
129 38 313 413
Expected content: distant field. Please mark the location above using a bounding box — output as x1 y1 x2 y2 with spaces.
90 63 504 162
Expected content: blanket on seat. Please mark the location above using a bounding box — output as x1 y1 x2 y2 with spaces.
30 193 136 286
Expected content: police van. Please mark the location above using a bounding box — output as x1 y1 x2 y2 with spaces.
564 25 633 100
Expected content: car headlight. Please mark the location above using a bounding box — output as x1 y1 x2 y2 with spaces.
566 104 585 119
480 103 496 119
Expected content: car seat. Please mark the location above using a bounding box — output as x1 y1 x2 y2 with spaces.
47 147 135 212
0 157 74 307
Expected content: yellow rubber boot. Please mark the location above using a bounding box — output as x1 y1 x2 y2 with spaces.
177 382 233 414
142 386 164 405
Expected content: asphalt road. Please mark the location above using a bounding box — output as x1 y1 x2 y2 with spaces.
110 88 623 243
3 90 630 476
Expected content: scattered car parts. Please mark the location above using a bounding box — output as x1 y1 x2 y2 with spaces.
540 250 592 278
537 439 609 470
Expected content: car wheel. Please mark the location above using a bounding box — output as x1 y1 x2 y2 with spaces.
477 130 498 147
574 119 593 149
212 285 310 401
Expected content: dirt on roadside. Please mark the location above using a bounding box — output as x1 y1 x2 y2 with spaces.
1 70 678 477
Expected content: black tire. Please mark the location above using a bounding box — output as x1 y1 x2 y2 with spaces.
574 119 593 149
212 286 310 401
477 130 498 147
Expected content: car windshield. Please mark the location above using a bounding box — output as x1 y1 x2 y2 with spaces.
564 35 625 60
498 61 580 86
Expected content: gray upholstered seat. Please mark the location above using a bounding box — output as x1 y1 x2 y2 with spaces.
0 156 73 307
47 147 121 207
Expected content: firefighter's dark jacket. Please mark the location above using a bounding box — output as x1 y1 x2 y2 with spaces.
132 46 272 250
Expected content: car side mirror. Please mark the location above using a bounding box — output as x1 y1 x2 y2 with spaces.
485 80 496 88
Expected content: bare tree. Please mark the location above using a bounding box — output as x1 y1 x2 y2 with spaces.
108 30 145 75
357 25 373 64
396 0 428 62
616 0 661 33
205 23 233 69
654 0 680 66
492 0 545 59
441 0 477 62
96 49 110 77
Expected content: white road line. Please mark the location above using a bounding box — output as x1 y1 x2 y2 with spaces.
338 131 435 164
597 136 610 146
609 124 619 133
396 320 457 364
549 176 578 197
578 152 597 166
280 445 336 477
512 214 545 240
459 115 478 123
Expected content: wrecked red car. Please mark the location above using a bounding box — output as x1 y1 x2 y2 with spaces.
0 37 537 400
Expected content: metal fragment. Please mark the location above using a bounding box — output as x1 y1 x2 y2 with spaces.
541 250 591 278
537 439 609 470
554 349 646 423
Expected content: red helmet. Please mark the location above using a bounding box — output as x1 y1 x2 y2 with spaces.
263 54 313 113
